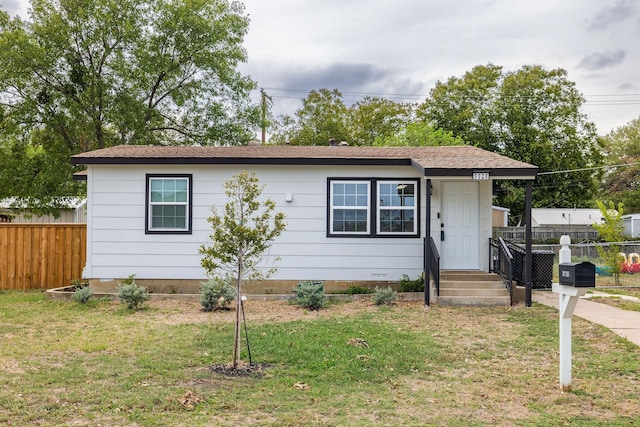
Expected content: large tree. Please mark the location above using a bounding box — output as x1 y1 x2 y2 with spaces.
372 122 462 147
419 64 603 223
348 97 414 146
269 90 415 146
417 63 502 152
0 0 259 212
270 89 350 145
599 117 640 213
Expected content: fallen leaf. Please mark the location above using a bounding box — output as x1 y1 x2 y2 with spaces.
180 390 202 409
347 338 369 348
293 382 310 390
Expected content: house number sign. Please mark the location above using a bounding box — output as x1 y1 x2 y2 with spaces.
472 171 490 180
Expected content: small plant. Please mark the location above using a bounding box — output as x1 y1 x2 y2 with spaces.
373 286 397 306
399 274 424 292
200 277 237 311
117 275 149 309
344 285 374 295
295 281 325 310
72 286 93 304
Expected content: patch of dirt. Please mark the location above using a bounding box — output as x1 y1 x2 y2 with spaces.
589 297 640 311
209 361 269 377
142 298 395 326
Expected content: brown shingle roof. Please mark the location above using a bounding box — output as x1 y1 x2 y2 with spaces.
71 145 537 178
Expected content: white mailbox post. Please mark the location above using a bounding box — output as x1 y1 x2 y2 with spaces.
553 235 596 391
552 283 587 391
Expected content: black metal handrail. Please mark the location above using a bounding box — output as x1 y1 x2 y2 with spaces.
429 236 440 297
489 237 514 305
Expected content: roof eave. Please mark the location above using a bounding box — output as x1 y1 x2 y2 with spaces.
410 162 538 179
70 156 413 167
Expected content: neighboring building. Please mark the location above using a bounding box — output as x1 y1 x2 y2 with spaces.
530 208 603 227
623 213 640 238
492 206 510 227
0 198 87 223
71 145 537 293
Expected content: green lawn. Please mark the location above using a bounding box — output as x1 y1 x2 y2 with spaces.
0 291 638 426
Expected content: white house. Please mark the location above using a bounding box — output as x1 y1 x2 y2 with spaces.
0 198 87 223
530 208 603 226
623 213 640 238
71 144 538 302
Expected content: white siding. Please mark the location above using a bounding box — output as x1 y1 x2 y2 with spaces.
623 214 640 238
86 165 430 282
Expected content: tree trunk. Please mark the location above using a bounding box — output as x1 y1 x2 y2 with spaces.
232 262 243 369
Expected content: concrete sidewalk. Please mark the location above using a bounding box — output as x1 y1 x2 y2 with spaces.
532 290 640 347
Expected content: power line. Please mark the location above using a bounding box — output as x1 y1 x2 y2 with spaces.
537 162 640 176
257 87 640 106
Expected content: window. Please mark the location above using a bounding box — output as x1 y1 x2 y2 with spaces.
377 181 416 234
328 178 418 237
329 181 370 234
146 175 192 234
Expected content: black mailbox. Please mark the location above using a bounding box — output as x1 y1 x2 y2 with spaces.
559 262 596 288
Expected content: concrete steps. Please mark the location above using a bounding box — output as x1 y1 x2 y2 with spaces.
436 271 510 307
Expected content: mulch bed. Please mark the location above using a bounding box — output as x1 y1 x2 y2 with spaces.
209 362 269 377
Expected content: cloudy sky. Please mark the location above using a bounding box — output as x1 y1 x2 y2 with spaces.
239 0 639 135
3 0 639 135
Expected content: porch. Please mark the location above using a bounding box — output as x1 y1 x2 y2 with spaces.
423 234 547 307
422 175 537 307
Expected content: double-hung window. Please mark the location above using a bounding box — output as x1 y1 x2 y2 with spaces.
329 181 370 235
328 178 418 237
377 181 416 234
146 174 192 234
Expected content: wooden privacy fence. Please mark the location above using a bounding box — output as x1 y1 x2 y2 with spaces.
0 224 86 290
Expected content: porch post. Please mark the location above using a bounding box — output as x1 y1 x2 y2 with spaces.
525 180 533 307
424 178 432 306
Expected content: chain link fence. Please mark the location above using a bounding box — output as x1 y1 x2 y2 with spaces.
532 242 640 264
500 241 640 289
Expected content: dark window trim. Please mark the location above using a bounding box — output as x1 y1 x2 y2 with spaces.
326 177 420 238
145 174 193 235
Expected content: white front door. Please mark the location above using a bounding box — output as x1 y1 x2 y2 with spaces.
441 181 480 270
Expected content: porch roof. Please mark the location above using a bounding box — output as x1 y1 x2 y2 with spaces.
71 144 538 179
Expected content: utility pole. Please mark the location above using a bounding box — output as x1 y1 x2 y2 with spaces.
260 88 272 144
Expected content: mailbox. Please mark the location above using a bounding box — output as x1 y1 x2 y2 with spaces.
558 262 596 288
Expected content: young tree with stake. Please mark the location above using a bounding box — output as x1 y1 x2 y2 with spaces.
199 171 286 368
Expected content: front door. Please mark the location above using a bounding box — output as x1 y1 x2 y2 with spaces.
441 181 480 270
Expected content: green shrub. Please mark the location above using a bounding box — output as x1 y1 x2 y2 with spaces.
117 275 149 309
295 281 325 310
399 274 424 292
373 286 397 306
72 286 93 304
200 277 237 311
344 285 374 295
